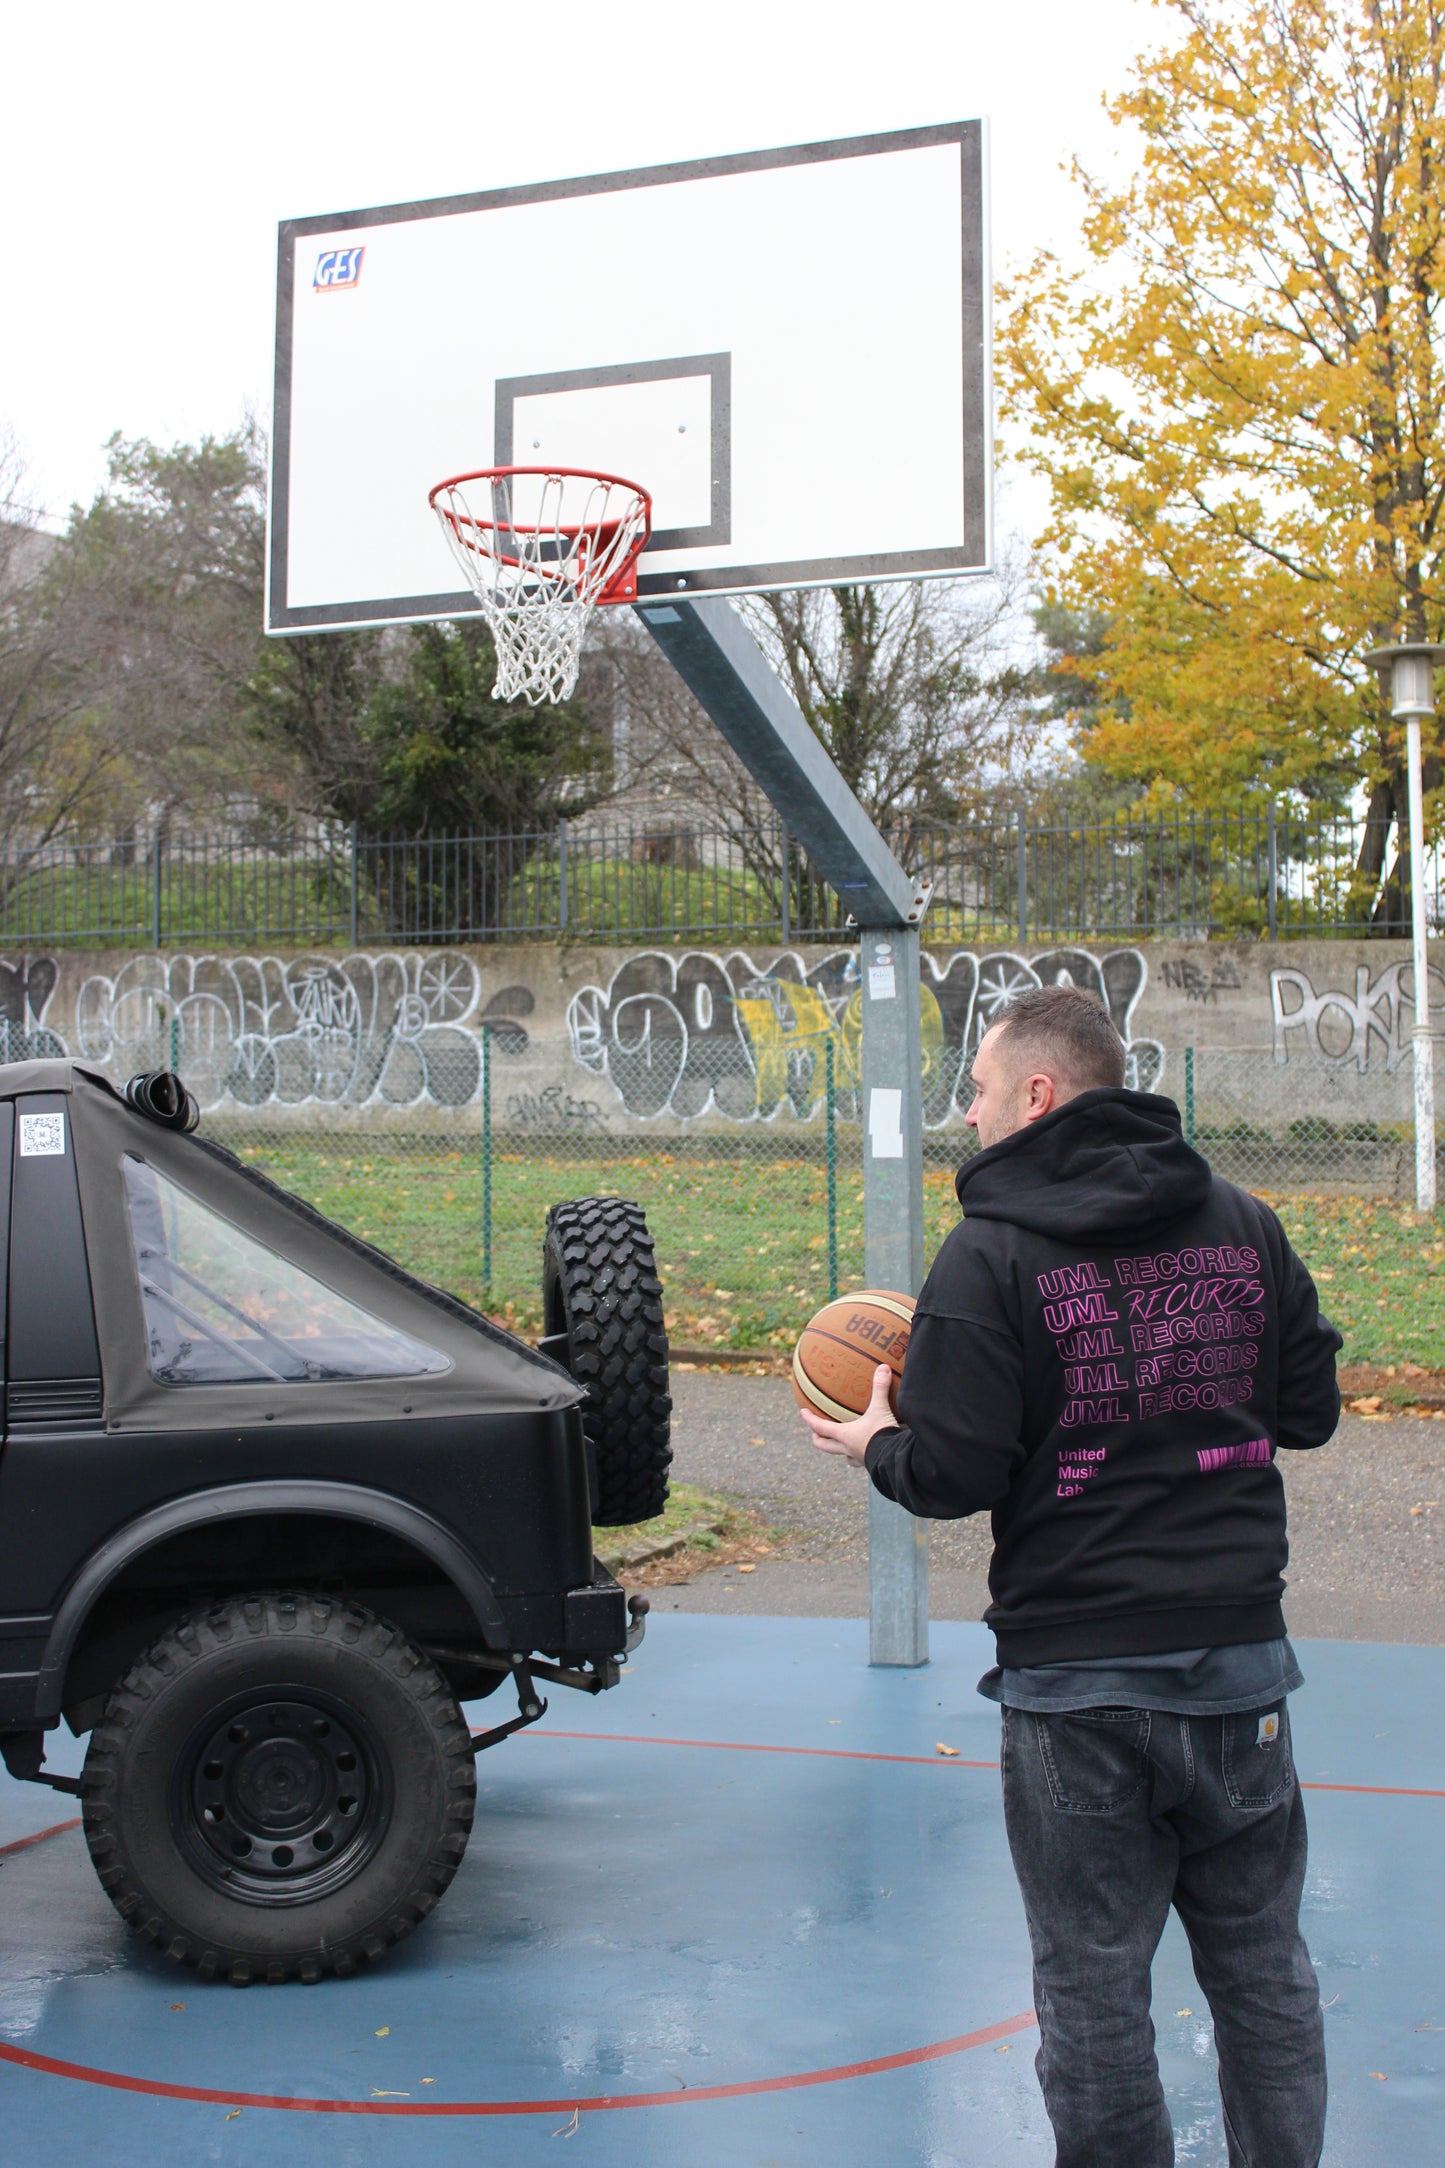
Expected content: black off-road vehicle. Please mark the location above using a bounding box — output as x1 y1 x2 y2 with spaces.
0 1060 671 1983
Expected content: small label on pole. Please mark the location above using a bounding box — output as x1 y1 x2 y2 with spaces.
868 1088 904 1159
867 963 897 1002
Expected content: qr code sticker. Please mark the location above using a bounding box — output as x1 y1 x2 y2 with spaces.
19 1111 65 1158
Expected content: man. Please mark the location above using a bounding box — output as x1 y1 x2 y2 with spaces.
801 984 1338 2168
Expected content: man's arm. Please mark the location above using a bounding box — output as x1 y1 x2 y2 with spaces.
800 1300 1027 1519
1269 1212 1343 1452
865 1307 1026 1516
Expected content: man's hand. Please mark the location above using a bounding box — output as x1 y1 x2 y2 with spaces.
799 1363 898 1468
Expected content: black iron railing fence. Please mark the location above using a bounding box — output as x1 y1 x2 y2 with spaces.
0 807 1435 948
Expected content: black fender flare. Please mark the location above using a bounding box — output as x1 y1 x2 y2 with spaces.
35 1479 509 1720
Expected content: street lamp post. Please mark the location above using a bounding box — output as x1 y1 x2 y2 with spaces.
1365 644 1442 1213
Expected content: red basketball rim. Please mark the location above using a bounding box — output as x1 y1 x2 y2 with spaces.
428 466 652 601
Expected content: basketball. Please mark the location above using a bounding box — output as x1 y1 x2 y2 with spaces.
792 1290 916 1423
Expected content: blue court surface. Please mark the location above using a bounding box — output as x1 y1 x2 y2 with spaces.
0 1616 1439 2166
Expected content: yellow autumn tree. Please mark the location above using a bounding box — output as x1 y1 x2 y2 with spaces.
1000 0 1445 921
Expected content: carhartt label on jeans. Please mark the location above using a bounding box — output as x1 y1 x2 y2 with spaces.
1257 1711 1280 1746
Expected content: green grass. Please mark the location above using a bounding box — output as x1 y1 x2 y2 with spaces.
222 1133 1445 1372
592 1484 736 1571
227 1136 872 1349
1263 1194 1445 1369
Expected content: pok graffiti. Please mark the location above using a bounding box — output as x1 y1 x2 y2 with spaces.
566 947 1162 1125
75 954 535 1111
1270 959 1445 1071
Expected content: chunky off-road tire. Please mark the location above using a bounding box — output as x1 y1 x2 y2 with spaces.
543 1197 672 1526
81 1593 476 1985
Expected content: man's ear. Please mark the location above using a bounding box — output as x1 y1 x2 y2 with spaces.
1022 1070 1057 1123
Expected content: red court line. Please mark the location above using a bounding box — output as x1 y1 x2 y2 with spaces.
1299 1779 1445 1799
525 1728 1445 1797
526 1728 1001 1771
0 2011 1040 2117
0 1816 81 1857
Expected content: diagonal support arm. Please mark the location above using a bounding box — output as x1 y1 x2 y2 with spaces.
633 598 930 930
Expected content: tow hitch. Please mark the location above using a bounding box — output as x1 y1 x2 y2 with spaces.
469 1654 549 1756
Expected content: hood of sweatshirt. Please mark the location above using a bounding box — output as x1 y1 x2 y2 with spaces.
955 1087 1212 1243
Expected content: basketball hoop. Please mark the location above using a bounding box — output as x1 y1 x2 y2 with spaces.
429 467 652 705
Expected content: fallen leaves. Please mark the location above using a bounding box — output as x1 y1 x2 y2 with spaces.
1176 2007 1193 2017
375 2025 390 2037
936 1742 960 1757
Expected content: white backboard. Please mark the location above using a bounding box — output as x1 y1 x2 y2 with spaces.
268 123 990 633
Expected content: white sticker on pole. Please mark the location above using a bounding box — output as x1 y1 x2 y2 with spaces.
18 1111 65 1157
868 1088 904 1160
867 962 897 1001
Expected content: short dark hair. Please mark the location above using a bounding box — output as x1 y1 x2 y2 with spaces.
989 983 1126 1092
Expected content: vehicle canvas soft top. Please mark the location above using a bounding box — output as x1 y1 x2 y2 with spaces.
0 1058 582 1433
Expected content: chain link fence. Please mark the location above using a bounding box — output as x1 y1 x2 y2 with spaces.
204 1040 1440 1358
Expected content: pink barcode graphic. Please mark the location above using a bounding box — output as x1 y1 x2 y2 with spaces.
1196 1438 1273 1473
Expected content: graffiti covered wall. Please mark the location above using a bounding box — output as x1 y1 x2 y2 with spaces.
566 946 1161 1126
0 937 1434 1129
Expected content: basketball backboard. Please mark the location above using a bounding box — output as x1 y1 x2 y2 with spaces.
267 122 990 634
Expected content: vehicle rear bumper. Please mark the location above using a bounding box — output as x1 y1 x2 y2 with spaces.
561 1561 641 1661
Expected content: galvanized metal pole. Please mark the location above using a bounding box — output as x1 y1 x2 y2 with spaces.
860 924 929 1665
825 1034 839 1305
1367 645 1440 1213
634 597 933 1664
1404 709 1436 1212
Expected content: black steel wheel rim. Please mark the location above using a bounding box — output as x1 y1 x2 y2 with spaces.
173 1688 392 1907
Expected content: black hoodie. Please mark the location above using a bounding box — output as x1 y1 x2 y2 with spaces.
864 1088 1341 1665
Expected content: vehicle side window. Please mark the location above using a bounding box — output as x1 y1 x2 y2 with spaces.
122 1155 450 1386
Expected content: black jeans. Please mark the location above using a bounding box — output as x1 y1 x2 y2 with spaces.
1000 1701 1326 2168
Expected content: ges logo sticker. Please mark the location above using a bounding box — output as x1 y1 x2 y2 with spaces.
314 247 364 292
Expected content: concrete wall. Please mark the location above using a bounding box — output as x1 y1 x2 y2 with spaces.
0 938 1438 1134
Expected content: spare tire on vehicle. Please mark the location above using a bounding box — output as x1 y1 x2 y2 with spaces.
541 1197 672 1526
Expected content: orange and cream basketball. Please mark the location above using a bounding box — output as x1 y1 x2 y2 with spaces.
792 1290 916 1422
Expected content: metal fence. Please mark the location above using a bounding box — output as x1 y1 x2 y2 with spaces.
0 807 1438 948
207 1040 1439 1364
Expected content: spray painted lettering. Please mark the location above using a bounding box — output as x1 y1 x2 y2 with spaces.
74 954 534 1111
1270 959 1445 1071
567 946 1162 1124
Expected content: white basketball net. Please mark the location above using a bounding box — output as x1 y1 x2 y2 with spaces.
430 469 651 706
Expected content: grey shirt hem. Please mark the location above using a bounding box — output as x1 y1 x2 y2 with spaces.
976 1637 1304 1716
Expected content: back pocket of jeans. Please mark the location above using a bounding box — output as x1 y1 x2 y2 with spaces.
1221 1703 1293 1810
1034 1708 1151 1814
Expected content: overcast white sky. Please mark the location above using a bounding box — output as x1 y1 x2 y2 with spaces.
4 0 1161 532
